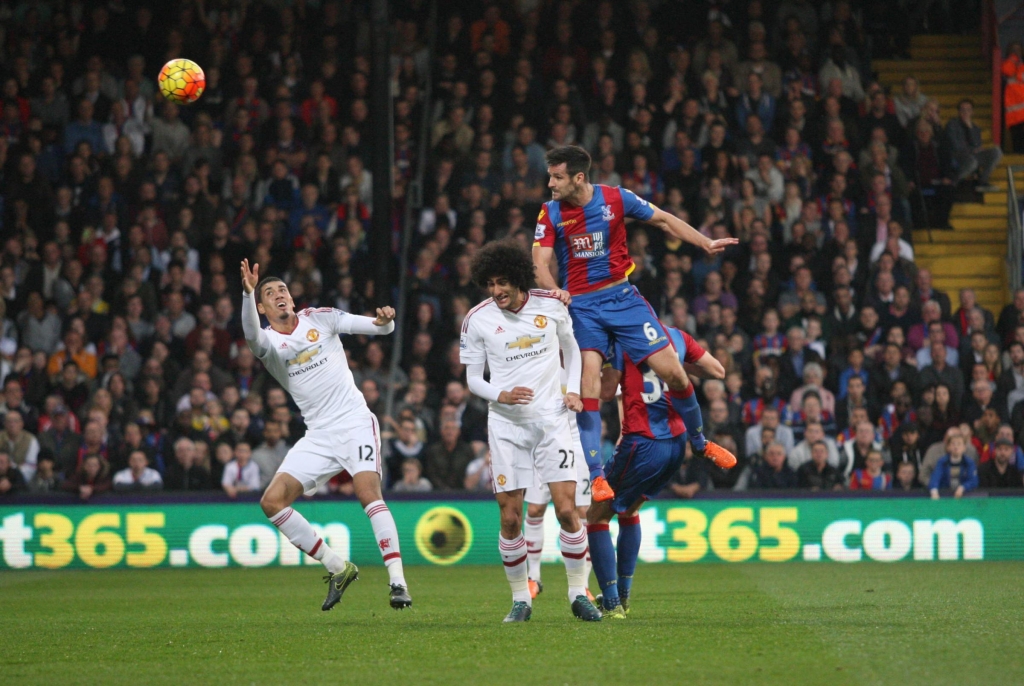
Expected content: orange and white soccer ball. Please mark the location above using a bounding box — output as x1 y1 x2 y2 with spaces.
158 59 206 105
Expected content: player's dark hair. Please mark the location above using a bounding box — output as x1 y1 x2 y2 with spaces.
256 275 285 299
470 239 537 292
545 145 591 180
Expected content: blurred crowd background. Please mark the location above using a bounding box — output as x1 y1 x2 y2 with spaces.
0 0 1021 503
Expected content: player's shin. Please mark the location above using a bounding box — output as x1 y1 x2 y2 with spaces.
577 398 606 480
667 386 707 452
270 507 345 574
616 514 642 601
499 534 531 604
524 516 545 582
587 523 619 610
558 527 590 602
364 500 406 587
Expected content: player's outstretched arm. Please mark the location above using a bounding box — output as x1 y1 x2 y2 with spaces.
647 206 739 255
240 259 270 356
685 351 726 380
531 245 571 305
336 307 397 336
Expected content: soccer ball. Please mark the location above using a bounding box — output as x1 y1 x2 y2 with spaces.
158 59 205 105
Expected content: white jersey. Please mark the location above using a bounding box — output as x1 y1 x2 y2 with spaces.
460 290 575 423
243 298 375 431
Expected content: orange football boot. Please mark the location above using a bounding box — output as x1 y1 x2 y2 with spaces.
528 578 543 599
702 440 737 469
591 475 615 502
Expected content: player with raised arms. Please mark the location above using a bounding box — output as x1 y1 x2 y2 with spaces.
533 145 738 502
589 325 725 618
240 259 412 612
460 240 601 623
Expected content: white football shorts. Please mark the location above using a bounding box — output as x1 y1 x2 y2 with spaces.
525 412 591 507
278 414 381 495
487 412 577 493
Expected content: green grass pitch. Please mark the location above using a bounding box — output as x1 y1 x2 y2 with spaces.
3 562 1023 685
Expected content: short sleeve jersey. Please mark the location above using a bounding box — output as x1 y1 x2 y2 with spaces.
611 327 706 440
459 290 574 422
247 307 371 431
533 184 655 295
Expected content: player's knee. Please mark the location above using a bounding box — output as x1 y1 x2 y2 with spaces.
554 503 578 529
586 502 613 526
260 490 285 518
663 366 689 391
499 508 522 536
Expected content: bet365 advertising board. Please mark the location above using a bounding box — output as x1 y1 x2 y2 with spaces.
1 497 1021 570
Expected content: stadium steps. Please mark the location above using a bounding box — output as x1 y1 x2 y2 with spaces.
949 203 1008 217
890 34 1011 314
915 243 1005 256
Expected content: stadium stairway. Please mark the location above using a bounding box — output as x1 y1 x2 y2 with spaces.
876 33 1019 314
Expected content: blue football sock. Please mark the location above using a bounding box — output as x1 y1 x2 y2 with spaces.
587 523 619 610
668 386 706 452
578 398 605 480
617 514 641 599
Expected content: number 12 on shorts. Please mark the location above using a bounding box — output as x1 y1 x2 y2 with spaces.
358 445 375 461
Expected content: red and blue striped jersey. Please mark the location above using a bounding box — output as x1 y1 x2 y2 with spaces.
534 184 655 295
741 397 787 426
611 327 706 440
878 406 917 440
752 332 787 357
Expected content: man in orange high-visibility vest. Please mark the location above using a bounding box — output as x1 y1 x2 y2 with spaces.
1003 42 1024 152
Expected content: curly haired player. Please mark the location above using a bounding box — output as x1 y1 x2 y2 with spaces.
533 145 738 503
460 240 601 623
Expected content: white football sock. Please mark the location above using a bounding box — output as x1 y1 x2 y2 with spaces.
499 534 531 604
365 500 406 587
559 526 589 602
270 507 345 574
524 516 545 582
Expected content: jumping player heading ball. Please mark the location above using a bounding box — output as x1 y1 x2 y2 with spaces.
532 145 739 501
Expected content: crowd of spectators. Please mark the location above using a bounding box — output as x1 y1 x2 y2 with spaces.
0 0 1020 504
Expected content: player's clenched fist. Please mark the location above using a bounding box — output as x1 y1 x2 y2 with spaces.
498 386 534 405
563 392 583 412
240 259 259 294
373 306 396 326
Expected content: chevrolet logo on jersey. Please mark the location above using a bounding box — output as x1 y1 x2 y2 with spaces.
286 345 322 366
506 335 544 350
